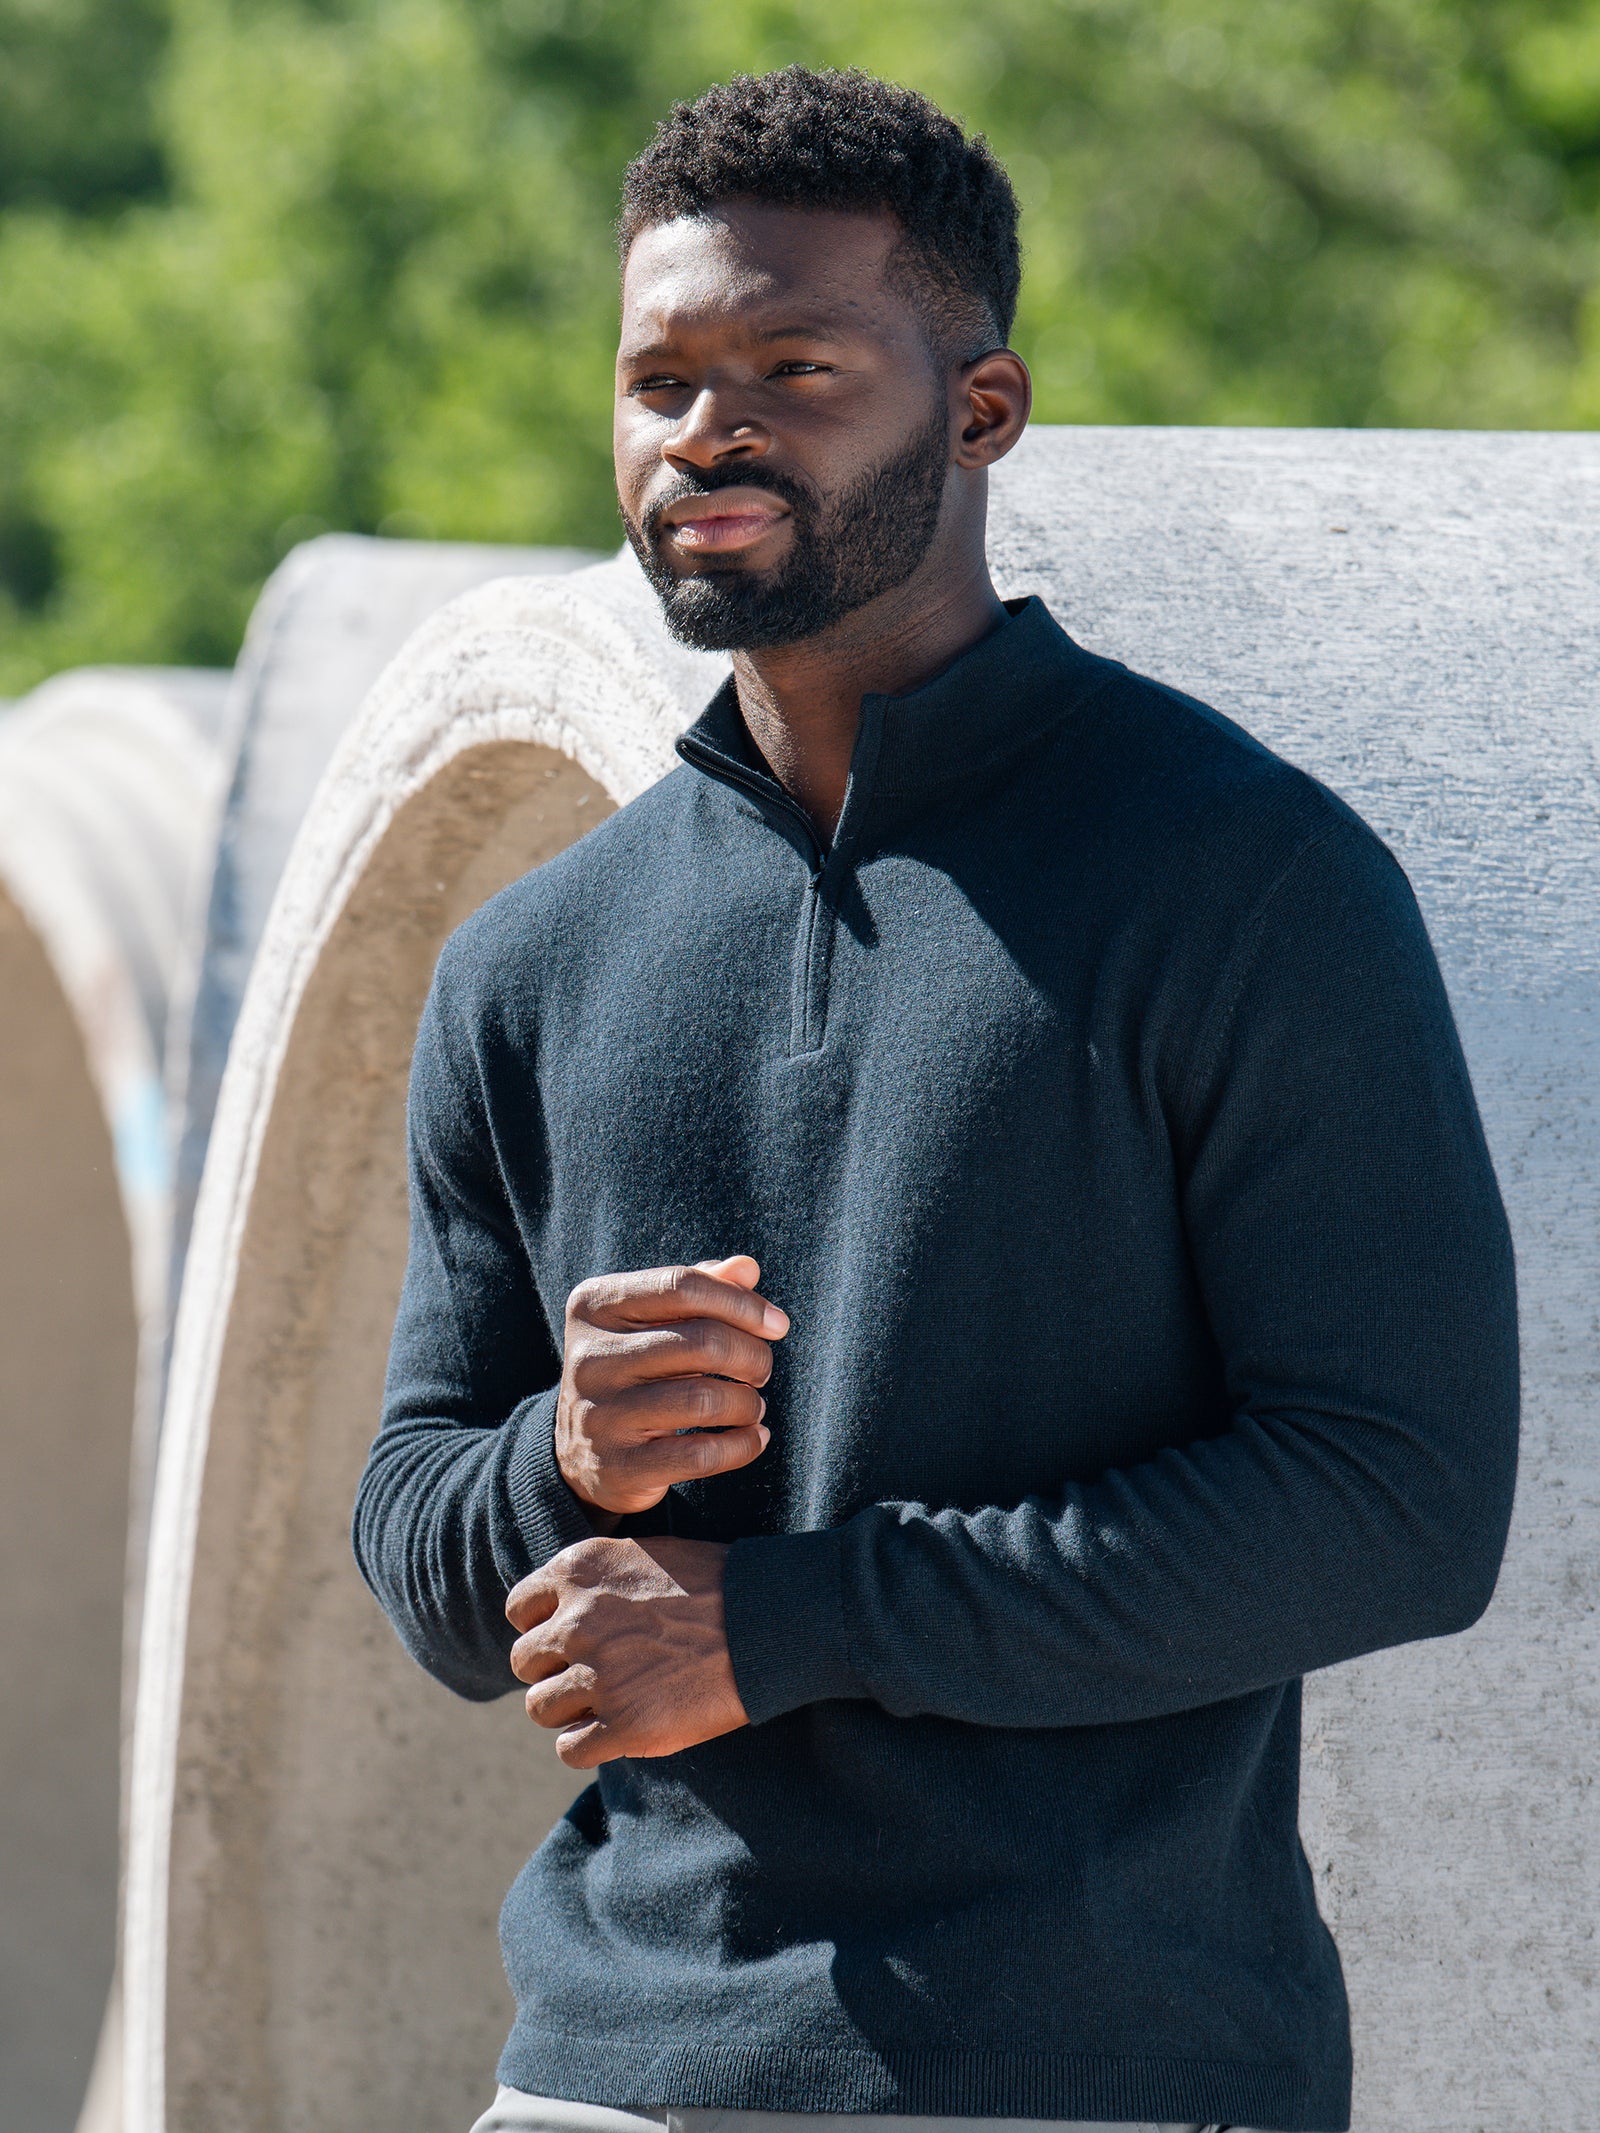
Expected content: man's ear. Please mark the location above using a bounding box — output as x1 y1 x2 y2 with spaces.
953 349 1032 469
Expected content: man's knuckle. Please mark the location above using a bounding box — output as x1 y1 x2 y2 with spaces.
695 1319 732 1364
567 1275 604 1319
569 1353 606 1397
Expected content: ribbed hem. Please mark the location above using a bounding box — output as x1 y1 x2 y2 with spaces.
723 1527 860 1724
504 1389 602 1567
496 2034 1335 2131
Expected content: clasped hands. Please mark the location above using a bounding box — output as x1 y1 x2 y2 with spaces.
506 1256 787 1768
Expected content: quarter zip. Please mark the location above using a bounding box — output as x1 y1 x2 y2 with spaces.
791 861 831 1058
677 677 897 1063
676 724 843 1062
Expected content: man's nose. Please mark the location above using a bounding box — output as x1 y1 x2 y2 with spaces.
662 386 769 473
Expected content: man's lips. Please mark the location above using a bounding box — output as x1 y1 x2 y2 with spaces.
657 490 791 554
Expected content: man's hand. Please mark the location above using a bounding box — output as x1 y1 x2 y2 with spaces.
555 1255 788 1524
506 1535 746 1767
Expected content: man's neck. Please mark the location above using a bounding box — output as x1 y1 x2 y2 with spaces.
731 546 1007 842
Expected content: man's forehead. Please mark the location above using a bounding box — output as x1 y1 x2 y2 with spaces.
620 205 907 342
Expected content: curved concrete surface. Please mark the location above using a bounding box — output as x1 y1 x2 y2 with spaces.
130 432 1597 2133
126 555 723 2133
164 537 593 1335
0 670 226 2133
983 428 1598 2130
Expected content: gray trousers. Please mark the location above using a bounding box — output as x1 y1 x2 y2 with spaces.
469 2090 1238 2133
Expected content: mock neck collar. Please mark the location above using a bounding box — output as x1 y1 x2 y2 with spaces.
674 597 1109 851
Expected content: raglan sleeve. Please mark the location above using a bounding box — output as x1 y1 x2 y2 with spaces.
351 951 597 1701
720 817 1521 1728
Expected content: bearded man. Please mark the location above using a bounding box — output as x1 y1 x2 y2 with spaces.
355 67 1519 2133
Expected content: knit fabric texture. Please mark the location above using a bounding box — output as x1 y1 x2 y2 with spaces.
355 597 1519 2133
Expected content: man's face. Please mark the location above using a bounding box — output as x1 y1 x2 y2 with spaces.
615 203 955 650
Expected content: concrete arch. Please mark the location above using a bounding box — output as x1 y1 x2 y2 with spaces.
126 554 723 2133
0 669 226 2133
164 536 594 1359
89 546 588 2133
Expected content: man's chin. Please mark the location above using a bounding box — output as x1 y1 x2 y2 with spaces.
650 566 826 654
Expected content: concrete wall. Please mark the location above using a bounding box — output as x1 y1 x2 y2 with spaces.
126 433 1597 2133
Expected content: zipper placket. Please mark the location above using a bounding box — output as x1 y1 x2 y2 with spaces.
793 861 827 1057
676 738 853 1063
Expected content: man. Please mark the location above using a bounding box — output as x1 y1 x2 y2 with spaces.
355 67 1518 2133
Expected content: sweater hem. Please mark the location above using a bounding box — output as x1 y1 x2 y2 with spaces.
495 2033 1341 2132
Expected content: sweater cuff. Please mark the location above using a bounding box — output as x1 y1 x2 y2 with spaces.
504 1388 602 1569
723 1527 862 1724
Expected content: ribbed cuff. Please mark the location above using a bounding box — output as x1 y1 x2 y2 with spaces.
723 1527 861 1724
503 1388 602 1568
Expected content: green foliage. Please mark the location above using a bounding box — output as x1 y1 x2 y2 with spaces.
0 0 168 214
1 0 1597 689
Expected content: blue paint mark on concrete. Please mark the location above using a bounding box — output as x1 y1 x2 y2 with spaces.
114 1073 170 1202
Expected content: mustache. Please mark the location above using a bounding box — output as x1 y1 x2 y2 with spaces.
637 462 818 547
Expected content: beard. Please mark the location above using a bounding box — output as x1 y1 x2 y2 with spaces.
622 398 951 652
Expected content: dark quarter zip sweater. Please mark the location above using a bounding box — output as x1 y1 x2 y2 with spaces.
356 597 1519 2133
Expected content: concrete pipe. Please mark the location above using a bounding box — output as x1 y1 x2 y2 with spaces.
99 544 589 2133
164 537 593 1344
130 431 1598 2133
0 668 226 2133
983 429 1600 2128
126 553 723 2133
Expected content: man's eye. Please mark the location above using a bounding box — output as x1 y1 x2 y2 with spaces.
630 375 688 395
770 361 830 379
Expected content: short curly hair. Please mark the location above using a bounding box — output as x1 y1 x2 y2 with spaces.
620 68 1021 359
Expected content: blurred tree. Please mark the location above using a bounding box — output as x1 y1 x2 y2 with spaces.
0 0 1596 689
0 0 169 214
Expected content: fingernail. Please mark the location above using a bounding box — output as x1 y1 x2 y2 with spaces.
757 1425 771 1449
762 1304 788 1335
757 1395 767 1420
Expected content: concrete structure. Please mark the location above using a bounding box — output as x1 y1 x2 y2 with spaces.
164 536 593 1328
127 434 1597 2133
0 668 226 2133
126 555 721 2133
982 429 1599 2133
69 539 591 2133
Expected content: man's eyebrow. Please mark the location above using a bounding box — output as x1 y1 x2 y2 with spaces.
620 317 864 363
748 319 859 343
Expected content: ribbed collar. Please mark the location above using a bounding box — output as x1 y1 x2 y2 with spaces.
674 596 1111 855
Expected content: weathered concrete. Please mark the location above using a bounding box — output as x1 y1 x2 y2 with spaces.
128 434 1597 2133
164 537 593 1330
0 670 226 2133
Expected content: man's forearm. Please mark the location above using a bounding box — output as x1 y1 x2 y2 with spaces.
721 1386 1519 1731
